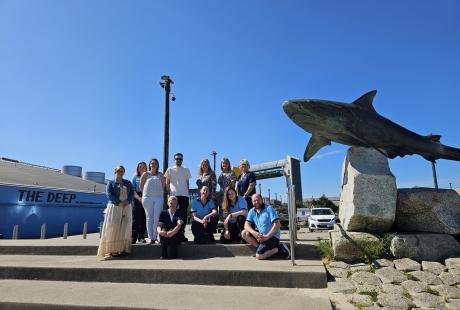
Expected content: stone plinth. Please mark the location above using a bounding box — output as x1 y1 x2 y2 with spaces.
330 226 379 263
339 147 396 233
394 188 460 235
390 233 460 261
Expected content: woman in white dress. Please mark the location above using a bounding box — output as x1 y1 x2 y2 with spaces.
97 165 134 259
140 158 165 244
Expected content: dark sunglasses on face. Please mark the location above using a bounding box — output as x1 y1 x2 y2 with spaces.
175 158 183 161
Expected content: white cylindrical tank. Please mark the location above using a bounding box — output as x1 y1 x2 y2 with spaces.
84 172 106 184
62 165 82 177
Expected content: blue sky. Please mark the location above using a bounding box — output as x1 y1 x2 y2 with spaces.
1 1 459 201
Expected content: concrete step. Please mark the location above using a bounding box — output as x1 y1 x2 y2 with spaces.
0 243 320 259
0 279 332 309
0 254 327 288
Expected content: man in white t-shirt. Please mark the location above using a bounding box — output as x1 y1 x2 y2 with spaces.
164 152 191 241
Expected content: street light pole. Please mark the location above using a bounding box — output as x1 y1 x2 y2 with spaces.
211 151 217 173
160 75 174 174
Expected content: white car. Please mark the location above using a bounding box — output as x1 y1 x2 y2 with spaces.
308 208 336 232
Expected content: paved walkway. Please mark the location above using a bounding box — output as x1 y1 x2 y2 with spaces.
0 280 332 310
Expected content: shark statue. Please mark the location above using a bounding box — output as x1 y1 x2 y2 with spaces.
283 90 460 163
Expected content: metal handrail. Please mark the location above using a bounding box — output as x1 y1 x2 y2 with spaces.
287 184 296 266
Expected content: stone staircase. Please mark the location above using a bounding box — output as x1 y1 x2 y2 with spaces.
0 233 332 309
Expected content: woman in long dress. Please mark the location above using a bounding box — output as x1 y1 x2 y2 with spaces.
97 165 134 260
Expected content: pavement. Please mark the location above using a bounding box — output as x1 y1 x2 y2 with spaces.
0 280 332 310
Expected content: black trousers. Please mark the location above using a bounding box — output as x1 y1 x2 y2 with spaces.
132 192 146 241
220 215 245 244
160 234 179 259
176 196 189 233
191 217 218 244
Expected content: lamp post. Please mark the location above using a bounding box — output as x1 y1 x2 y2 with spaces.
160 75 174 174
211 151 217 173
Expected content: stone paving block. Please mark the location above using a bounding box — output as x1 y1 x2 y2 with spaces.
355 284 380 294
328 280 357 294
375 267 408 284
348 293 374 307
327 266 349 279
394 258 421 272
377 293 413 308
411 292 444 308
329 261 349 269
440 272 460 286
349 263 371 272
422 261 447 275
408 270 444 285
430 284 460 300
401 280 429 293
371 258 394 269
447 299 460 310
446 258 460 271
330 293 355 310
381 283 407 294
350 271 382 287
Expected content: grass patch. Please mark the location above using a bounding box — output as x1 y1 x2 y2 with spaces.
358 291 378 302
352 233 394 263
316 240 333 264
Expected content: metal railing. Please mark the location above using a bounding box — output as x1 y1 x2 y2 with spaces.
287 184 297 266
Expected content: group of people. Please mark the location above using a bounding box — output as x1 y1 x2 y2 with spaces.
97 154 290 261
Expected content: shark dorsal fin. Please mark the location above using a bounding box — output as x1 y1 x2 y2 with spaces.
352 90 377 113
304 134 331 161
425 134 442 143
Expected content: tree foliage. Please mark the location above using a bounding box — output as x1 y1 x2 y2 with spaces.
312 195 338 213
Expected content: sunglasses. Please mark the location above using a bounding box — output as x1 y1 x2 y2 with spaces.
175 158 183 161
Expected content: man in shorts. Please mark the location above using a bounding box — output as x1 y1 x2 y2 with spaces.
241 194 290 260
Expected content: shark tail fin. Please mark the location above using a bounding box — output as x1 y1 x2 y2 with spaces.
425 134 442 143
440 145 460 162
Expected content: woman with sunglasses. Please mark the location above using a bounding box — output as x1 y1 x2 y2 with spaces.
140 158 165 244
97 165 134 260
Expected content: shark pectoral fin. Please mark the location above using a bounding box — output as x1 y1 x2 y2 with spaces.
304 135 331 161
425 134 442 143
352 90 377 113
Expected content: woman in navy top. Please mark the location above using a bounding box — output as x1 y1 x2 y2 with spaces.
132 161 147 244
220 187 247 243
157 196 184 259
236 159 256 210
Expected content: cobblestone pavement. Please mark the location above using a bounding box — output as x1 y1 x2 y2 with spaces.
326 257 460 310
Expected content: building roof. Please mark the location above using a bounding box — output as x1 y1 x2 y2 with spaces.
0 158 106 193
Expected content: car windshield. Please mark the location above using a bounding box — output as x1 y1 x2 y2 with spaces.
311 209 334 216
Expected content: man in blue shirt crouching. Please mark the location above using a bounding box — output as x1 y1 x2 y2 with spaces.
241 194 291 260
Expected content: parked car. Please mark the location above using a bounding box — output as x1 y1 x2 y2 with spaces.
279 213 300 230
308 208 336 232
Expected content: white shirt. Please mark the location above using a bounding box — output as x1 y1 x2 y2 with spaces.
164 165 191 197
143 172 163 197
